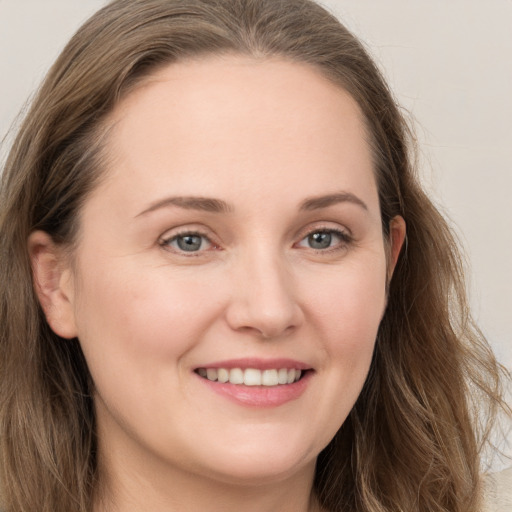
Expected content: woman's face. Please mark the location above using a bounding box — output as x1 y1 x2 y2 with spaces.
47 57 403 487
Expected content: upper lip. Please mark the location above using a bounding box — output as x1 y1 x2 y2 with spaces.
194 358 312 371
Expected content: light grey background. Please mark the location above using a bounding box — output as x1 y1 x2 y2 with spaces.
1 1 511 372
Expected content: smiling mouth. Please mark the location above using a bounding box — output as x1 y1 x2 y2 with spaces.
195 367 305 387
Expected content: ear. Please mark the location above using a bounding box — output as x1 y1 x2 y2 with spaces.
387 215 406 280
28 231 78 339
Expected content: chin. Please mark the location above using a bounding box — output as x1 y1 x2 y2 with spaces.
202 454 315 487
188 431 321 487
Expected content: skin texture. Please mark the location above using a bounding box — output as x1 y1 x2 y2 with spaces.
29 56 405 512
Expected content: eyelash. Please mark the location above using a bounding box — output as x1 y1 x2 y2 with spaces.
295 227 353 253
160 229 216 255
160 227 353 256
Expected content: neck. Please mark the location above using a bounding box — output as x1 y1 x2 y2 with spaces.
93 435 322 512
95 462 321 512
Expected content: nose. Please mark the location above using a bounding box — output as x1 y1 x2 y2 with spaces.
225 251 304 339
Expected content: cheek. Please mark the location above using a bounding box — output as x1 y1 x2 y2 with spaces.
308 257 387 341
72 259 223 375
304 255 386 386
71 261 228 442
290 257 386 451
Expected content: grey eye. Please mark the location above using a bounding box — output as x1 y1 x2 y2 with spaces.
307 232 333 249
173 234 206 252
297 229 351 252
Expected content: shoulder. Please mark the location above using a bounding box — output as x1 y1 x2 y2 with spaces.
482 467 512 512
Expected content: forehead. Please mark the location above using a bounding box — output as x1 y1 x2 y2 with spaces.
98 55 378 214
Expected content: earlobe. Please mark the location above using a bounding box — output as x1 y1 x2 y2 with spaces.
388 215 406 279
28 231 78 339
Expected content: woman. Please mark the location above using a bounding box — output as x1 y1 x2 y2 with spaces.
0 0 509 511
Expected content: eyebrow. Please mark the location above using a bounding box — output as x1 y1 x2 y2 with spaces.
299 192 368 212
136 196 233 217
136 190 368 218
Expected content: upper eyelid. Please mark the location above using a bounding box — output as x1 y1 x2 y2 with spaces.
295 222 352 240
296 228 352 246
160 225 214 242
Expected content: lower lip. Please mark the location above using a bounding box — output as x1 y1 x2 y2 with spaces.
197 371 312 408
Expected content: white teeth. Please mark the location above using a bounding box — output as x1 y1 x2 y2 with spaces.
197 367 304 386
229 368 244 384
244 368 262 386
262 369 279 386
278 368 288 384
217 368 229 383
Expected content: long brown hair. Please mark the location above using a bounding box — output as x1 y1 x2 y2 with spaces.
0 1 508 511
